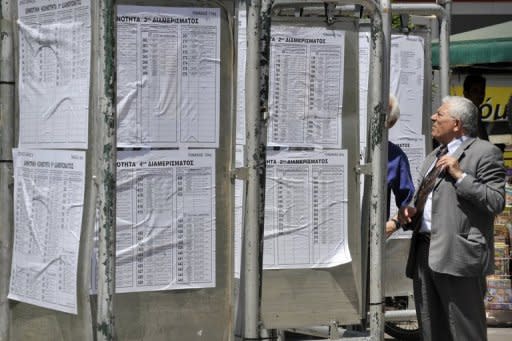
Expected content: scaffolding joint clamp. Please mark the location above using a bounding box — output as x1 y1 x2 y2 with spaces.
329 320 340 339
356 163 372 175
232 167 249 181
324 2 336 25
262 110 269 122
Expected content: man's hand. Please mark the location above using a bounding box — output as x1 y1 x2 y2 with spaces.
437 155 464 180
398 206 417 225
385 220 398 238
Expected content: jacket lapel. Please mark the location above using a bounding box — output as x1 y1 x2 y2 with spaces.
412 148 440 204
419 147 440 178
451 137 476 160
433 137 476 189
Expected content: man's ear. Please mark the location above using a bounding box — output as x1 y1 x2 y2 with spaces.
452 119 464 133
453 119 462 133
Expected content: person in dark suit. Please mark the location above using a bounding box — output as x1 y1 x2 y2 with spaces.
463 74 488 140
401 96 505 341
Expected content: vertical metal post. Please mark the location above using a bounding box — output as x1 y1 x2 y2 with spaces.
243 0 271 337
95 1 116 340
0 1 14 340
367 0 389 339
423 17 434 153
243 0 262 337
438 0 451 97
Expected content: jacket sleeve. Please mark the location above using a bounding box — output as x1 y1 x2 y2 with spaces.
392 153 415 208
455 145 506 215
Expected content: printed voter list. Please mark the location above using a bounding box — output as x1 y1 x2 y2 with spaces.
8 149 86 314
268 25 345 148
234 146 244 278
263 150 351 269
359 32 425 159
389 34 425 141
116 6 220 148
359 32 425 153
235 8 247 145
18 0 91 149
116 150 216 292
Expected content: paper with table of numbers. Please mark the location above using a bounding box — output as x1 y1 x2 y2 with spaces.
116 5 220 148
17 0 91 149
388 34 425 141
359 32 425 153
235 8 247 146
234 145 244 278
268 25 345 148
116 149 216 292
263 149 351 269
8 148 86 314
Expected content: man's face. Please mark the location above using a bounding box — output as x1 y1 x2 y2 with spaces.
464 83 485 107
431 103 461 145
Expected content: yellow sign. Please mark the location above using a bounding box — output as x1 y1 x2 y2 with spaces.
504 150 512 168
451 85 511 122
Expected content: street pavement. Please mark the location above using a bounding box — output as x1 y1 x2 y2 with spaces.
487 328 512 341
285 327 512 340
385 327 512 340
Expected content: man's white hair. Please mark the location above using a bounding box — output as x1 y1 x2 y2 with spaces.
387 94 400 128
442 96 478 137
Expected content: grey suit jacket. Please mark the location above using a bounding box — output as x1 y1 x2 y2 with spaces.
407 137 505 278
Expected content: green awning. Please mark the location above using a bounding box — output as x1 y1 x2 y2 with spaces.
432 21 512 67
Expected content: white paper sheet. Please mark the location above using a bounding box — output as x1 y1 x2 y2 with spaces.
388 136 425 239
116 6 220 148
394 135 426 188
236 9 247 146
359 33 425 152
389 35 425 140
9 148 86 314
116 149 216 292
268 25 345 148
359 31 370 161
263 149 351 269
234 145 244 278
18 0 91 149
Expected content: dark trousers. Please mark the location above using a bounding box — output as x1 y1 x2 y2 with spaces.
412 234 487 341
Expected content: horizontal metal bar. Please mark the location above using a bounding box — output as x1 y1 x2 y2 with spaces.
384 309 417 322
286 326 370 339
391 3 447 19
272 0 378 13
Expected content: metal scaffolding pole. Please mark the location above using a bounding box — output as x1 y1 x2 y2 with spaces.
243 0 271 337
94 1 117 340
365 0 389 339
0 1 15 340
438 0 451 97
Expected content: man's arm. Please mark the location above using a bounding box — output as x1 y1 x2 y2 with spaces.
393 153 415 208
440 145 505 215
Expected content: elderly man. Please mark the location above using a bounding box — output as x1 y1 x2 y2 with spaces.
401 96 505 341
